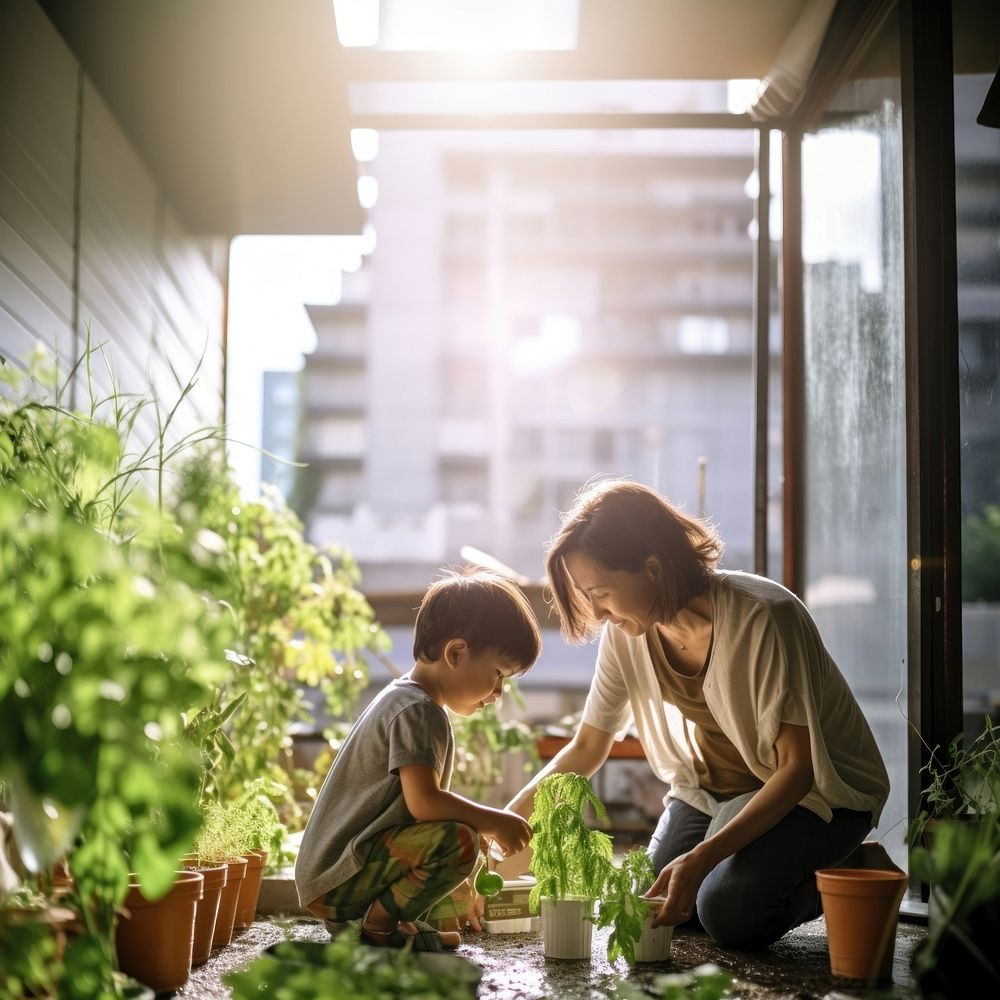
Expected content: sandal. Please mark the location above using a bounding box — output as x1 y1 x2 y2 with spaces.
360 921 444 952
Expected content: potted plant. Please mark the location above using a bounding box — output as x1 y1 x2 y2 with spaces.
908 718 1000 853
0 344 234 997
228 779 284 930
527 773 615 960
596 849 672 964
909 813 1000 995
449 682 540 806
172 452 390 826
189 801 248 951
114 869 205 994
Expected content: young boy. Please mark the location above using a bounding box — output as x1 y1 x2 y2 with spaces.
295 570 540 951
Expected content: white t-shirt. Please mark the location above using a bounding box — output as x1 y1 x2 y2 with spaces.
581 570 890 824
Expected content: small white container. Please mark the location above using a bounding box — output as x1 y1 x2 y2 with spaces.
540 896 594 960
632 896 674 963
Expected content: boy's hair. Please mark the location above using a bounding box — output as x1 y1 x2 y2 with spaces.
412 570 541 671
546 479 723 644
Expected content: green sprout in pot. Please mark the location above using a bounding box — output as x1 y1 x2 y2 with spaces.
595 849 656 964
907 716 1000 851
527 772 615 910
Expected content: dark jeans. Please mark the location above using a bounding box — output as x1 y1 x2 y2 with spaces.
647 796 872 949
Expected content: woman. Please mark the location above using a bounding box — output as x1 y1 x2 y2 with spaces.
507 480 889 949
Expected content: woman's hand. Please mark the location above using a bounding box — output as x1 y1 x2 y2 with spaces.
645 848 714 928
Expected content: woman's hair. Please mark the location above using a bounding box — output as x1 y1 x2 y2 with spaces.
413 569 541 670
545 480 723 643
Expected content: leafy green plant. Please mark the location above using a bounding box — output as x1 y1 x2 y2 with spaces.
595 849 656 964
172 451 390 822
909 817 1000 995
907 718 1000 850
652 963 734 1000
183 689 247 806
0 345 234 998
527 772 615 910
449 681 541 800
192 779 284 863
224 930 480 999
227 778 285 858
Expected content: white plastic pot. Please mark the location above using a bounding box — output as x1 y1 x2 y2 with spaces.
540 896 594 960
632 896 674 963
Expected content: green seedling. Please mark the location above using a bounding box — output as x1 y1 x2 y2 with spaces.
527 772 615 910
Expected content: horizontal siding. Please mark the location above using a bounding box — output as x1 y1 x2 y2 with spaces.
0 0 225 450
0 0 76 366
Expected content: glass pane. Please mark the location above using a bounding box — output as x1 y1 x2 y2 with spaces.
801 67 907 863
954 0 1000 739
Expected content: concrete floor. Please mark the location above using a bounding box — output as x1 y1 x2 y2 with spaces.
175 914 926 999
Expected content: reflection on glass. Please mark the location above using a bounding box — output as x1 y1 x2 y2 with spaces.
802 84 907 867
955 55 1000 738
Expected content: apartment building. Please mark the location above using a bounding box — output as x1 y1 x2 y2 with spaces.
295 122 781 592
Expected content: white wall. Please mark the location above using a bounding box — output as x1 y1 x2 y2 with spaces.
0 0 225 443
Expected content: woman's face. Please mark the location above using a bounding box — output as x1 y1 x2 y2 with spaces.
563 551 661 637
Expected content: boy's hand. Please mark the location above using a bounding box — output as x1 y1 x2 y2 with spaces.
486 810 532 857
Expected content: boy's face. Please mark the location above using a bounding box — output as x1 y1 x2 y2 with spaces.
443 642 523 717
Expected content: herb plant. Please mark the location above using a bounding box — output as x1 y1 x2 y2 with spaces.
527 772 615 910
595 849 656 964
450 680 540 799
908 718 1000 850
0 344 234 998
224 930 480 999
172 451 390 822
909 816 1000 995
653 963 734 999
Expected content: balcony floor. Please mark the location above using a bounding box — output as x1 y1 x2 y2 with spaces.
176 912 926 999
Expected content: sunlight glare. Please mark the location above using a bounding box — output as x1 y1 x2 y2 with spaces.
333 0 379 47
379 0 579 51
512 315 581 373
357 175 379 209
350 128 379 162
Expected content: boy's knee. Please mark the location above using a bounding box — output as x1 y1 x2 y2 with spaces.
437 821 479 876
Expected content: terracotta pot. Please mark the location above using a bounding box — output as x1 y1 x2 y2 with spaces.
182 860 228 965
633 896 674 963
115 869 203 994
211 857 248 949
233 849 268 930
816 867 907 980
540 896 594 960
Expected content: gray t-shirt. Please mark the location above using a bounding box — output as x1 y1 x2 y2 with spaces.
295 677 454 907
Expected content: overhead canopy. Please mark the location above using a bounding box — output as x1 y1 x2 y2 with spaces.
39 0 818 236
40 0 364 237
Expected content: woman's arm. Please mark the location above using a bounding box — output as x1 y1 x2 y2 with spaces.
504 722 616 819
648 722 813 927
399 765 533 856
